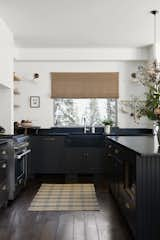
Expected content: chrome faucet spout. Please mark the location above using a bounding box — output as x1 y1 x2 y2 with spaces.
83 117 90 134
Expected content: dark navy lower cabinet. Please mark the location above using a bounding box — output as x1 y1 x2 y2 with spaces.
105 137 160 240
31 136 65 174
30 135 105 174
65 147 105 173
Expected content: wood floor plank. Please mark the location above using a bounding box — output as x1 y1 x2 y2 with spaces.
55 213 74 240
10 224 43 240
84 212 100 240
0 227 11 240
39 220 59 240
73 212 85 240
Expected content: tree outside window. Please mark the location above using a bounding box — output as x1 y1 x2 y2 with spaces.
54 99 117 126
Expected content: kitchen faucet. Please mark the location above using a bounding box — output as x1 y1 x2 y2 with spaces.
83 117 90 134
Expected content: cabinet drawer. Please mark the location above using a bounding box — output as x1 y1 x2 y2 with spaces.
106 142 123 159
106 141 130 162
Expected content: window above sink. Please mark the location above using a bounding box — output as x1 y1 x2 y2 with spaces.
53 98 117 127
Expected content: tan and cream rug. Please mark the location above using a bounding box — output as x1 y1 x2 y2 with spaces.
28 183 99 211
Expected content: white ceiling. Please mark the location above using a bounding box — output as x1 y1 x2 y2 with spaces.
0 0 160 48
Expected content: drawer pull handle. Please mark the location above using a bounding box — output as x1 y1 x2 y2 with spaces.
1 163 7 169
2 185 6 191
114 149 119 154
108 145 112 149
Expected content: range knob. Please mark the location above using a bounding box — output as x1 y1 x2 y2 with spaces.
1 163 7 169
114 149 119 154
2 185 6 191
1 150 6 155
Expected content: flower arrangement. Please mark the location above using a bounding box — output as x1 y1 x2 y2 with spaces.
132 61 160 121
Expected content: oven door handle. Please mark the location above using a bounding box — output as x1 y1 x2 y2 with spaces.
16 149 31 159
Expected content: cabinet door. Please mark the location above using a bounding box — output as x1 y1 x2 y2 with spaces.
87 148 105 173
65 147 105 174
30 136 42 173
65 148 83 173
31 136 65 174
41 136 65 173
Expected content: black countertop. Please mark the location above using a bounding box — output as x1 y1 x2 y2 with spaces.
35 133 109 136
30 127 153 136
108 135 160 155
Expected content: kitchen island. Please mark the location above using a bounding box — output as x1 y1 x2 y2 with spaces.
106 135 160 240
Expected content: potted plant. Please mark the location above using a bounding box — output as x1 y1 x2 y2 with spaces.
102 119 113 134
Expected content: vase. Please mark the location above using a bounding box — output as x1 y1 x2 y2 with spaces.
104 125 111 134
153 121 160 145
157 125 160 145
153 121 158 135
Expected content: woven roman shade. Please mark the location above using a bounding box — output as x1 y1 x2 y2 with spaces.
51 72 119 98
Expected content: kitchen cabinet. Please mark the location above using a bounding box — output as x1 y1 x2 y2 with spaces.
31 136 65 174
64 134 105 173
65 147 105 173
30 134 105 174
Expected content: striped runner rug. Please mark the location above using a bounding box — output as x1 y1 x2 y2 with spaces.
28 183 99 211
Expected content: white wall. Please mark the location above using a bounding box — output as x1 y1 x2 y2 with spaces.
0 18 13 88
15 47 149 61
14 60 151 129
0 18 14 134
0 85 13 134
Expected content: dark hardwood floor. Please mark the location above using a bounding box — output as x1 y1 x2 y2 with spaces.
0 175 132 240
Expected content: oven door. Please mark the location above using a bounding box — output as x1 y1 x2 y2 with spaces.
15 149 31 185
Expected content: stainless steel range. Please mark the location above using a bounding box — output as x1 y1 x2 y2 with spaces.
0 135 31 200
